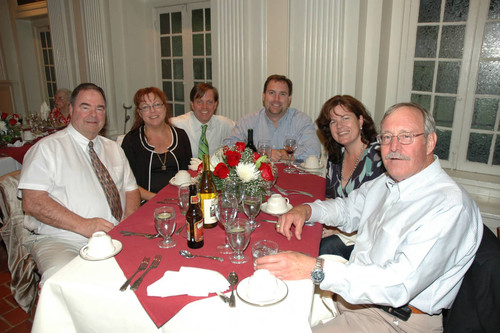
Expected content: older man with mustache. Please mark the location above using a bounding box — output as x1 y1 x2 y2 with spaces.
256 103 483 332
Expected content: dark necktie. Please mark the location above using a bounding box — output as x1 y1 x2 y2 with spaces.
88 141 123 221
198 124 209 159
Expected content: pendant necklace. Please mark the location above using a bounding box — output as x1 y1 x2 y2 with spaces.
157 150 168 171
341 144 366 182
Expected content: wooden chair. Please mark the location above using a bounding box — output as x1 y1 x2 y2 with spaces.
0 170 39 312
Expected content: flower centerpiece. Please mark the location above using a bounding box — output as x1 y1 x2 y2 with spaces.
0 112 22 145
198 142 276 195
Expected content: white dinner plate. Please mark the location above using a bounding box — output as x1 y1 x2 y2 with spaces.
297 162 325 171
79 239 123 261
168 176 195 187
237 276 288 306
261 202 293 216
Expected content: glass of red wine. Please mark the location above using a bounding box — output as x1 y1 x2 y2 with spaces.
283 137 297 173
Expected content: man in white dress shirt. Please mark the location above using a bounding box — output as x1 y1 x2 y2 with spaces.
170 83 234 158
19 83 140 286
256 103 483 332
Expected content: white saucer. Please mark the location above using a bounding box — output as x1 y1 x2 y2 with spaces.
261 202 293 216
79 239 123 261
237 276 288 306
169 176 195 187
297 162 325 171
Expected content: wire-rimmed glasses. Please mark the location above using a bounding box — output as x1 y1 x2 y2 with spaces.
377 132 425 145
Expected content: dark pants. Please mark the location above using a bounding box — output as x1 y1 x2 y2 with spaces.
319 234 354 260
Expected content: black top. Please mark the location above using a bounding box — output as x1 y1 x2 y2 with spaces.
121 125 192 193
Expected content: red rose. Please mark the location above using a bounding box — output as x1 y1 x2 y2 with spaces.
252 152 260 162
1 112 8 120
197 163 203 173
259 163 274 181
8 118 17 126
235 142 246 152
213 163 230 179
12 114 20 120
225 150 241 167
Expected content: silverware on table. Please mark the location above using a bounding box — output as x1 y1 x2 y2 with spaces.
216 292 230 304
274 185 314 197
179 250 224 262
228 272 238 308
261 218 278 224
156 198 178 204
130 254 162 291
120 257 150 291
120 231 160 239
175 223 186 235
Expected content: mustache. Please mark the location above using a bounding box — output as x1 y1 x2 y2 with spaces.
385 152 410 160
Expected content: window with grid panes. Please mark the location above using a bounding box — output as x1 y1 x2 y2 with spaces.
157 3 211 117
410 0 500 175
39 29 57 109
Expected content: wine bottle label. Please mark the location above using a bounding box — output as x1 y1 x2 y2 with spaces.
200 195 217 225
188 218 204 242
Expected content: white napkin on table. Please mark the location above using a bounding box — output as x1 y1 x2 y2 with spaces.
147 266 229 297
188 158 202 171
7 140 24 147
40 101 50 121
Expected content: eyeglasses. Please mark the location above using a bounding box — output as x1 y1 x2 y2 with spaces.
139 103 164 113
377 132 425 145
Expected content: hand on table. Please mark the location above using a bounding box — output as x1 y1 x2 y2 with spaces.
255 251 316 281
276 204 312 240
82 218 114 237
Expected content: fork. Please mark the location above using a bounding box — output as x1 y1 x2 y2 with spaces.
130 254 162 291
120 257 150 291
120 231 160 239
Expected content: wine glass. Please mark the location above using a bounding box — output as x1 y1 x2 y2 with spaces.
243 189 261 229
226 217 252 264
178 184 190 215
258 140 272 160
283 137 298 173
224 179 244 210
215 193 238 254
154 206 176 248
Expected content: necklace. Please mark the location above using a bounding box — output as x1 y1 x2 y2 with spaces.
341 144 366 182
156 151 168 171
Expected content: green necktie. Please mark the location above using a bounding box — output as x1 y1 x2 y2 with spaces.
198 124 209 159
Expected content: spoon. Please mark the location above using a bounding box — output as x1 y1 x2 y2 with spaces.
179 250 224 262
228 271 238 308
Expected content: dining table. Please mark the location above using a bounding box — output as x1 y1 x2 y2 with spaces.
31 163 326 333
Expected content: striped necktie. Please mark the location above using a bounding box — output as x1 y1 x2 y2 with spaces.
198 124 209 159
88 141 123 221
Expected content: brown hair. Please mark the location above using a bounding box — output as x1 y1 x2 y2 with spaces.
130 87 171 131
190 83 219 103
263 75 293 96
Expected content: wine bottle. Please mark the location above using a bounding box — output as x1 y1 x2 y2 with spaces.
186 184 204 249
246 129 257 152
199 154 218 229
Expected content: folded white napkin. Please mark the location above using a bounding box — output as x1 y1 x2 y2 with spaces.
40 101 50 121
188 158 202 171
147 266 229 297
7 140 24 147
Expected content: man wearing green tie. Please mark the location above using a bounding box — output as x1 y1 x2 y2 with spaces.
170 83 234 158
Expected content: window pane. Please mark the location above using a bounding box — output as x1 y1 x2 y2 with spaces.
413 61 434 91
435 129 451 160
174 82 184 102
50 66 56 81
172 36 182 57
411 94 431 111
489 0 500 19
161 36 171 57
206 58 212 80
434 96 455 127
471 98 499 130
193 58 204 80
467 133 492 163
436 61 460 93
192 9 203 32
494 137 500 165
206 33 211 56
172 12 182 34
192 34 204 56
444 0 469 22
163 81 173 101
419 0 441 22
161 59 172 79
476 61 500 95
481 22 500 58
439 25 465 58
175 104 185 116
205 8 211 30
48 49 54 65
415 26 438 58
160 13 170 34
173 59 183 79
40 32 47 48
45 67 50 81
43 50 48 64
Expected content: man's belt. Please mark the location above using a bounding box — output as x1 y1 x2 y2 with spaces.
378 305 425 321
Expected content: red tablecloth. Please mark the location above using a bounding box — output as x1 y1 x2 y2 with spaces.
108 164 325 327
0 143 34 164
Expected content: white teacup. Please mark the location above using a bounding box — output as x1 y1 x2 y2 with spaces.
86 231 115 258
304 155 320 169
266 194 289 213
22 130 35 141
247 269 278 302
175 170 191 185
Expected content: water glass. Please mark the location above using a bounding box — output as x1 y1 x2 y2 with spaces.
226 217 252 264
243 190 261 229
215 193 238 254
252 240 279 267
178 184 190 215
154 206 176 248
258 140 272 160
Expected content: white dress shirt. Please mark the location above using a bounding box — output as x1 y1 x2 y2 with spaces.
170 112 234 156
18 124 138 242
308 157 483 315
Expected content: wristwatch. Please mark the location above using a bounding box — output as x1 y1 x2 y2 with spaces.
311 257 325 285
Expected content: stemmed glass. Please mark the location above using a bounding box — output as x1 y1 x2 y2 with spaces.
178 184 190 215
283 137 298 173
243 188 261 229
224 179 244 210
215 193 238 254
226 217 252 264
258 140 272 160
154 206 176 248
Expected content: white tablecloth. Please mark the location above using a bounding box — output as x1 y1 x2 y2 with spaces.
32 256 315 333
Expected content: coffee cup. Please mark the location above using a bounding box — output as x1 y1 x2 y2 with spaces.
247 269 278 302
22 130 35 141
175 170 191 185
85 231 115 258
266 194 289 213
304 155 320 169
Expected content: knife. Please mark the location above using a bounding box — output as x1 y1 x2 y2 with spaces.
274 185 314 198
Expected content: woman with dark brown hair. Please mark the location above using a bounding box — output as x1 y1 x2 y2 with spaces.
121 87 191 201
316 95 385 259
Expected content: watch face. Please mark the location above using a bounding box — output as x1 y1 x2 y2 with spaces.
311 269 325 284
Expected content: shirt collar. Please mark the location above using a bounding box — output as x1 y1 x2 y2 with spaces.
66 123 101 152
189 111 214 129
